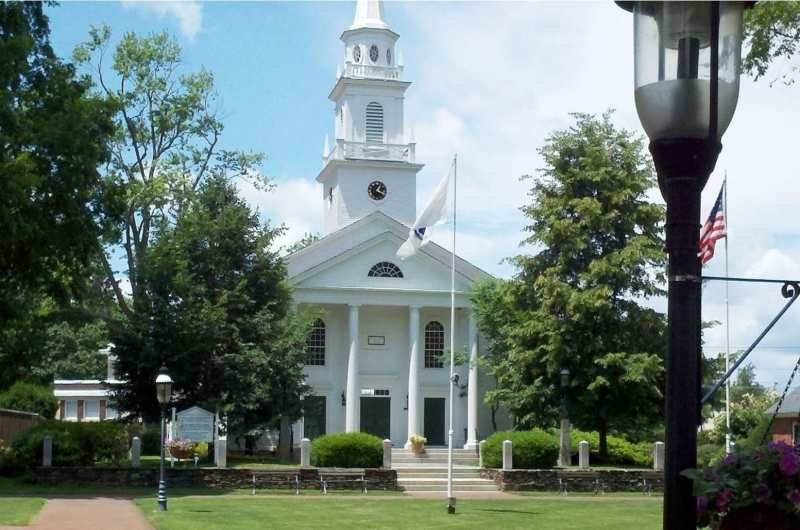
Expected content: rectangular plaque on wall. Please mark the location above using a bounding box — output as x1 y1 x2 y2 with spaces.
367 335 386 346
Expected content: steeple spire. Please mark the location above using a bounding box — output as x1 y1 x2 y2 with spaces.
350 0 389 30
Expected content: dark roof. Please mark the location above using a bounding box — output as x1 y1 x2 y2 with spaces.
765 385 800 415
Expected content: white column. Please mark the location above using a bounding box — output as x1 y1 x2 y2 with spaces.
345 304 360 432
405 306 421 447
464 312 479 450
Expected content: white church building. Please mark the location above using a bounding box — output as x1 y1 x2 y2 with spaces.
287 0 508 449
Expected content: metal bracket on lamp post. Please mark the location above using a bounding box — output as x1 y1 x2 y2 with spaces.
701 276 800 405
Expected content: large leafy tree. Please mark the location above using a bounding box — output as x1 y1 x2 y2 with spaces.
73 27 265 319
0 3 119 386
111 176 311 437
475 112 667 456
744 1 800 84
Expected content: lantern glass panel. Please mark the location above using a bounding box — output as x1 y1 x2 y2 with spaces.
633 2 743 141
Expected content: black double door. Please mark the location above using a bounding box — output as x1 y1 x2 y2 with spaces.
360 397 390 440
424 398 445 446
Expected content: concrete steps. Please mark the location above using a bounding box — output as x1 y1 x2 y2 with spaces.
391 448 495 492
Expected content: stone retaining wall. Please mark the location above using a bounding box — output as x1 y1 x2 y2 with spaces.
31 467 398 491
480 468 664 493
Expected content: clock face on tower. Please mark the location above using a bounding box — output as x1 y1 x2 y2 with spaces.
368 180 387 201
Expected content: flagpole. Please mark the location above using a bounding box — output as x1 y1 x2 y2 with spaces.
447 154 457 515
724 173 732 454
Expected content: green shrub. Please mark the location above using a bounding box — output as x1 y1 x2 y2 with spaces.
569 429 653 467
482 430 559 469
141 428 162 455
194 441 209 460
11 420 127 468
0 382 58 419
311 432 382 468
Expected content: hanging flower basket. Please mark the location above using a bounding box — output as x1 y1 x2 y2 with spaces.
684 442 800 529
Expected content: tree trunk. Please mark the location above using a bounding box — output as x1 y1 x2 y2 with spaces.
491 404 498 432
278 414 291 461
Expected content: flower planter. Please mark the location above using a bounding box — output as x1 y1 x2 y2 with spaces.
411 442 425 456
719 505 800 530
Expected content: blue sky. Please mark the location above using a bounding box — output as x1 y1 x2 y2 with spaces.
46 1 800 390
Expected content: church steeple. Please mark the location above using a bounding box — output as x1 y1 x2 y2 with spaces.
350 0 389 31
317 1 423 235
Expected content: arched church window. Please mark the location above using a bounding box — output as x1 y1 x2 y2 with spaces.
368 262 403 278
424 321 445 368
369 44 379 63
353 45 361 63
365 102 384 144
305 319 326 366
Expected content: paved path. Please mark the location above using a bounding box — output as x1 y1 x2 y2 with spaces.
0 497 153 530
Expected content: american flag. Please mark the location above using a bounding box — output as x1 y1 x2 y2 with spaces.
699 183 727 265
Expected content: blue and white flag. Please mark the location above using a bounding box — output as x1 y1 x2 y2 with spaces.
396 170 450 259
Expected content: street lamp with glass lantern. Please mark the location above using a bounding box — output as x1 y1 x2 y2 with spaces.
155 366 174 512
615 2 749 528
559 368 570 467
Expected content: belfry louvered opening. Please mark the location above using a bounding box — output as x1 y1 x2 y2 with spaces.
365 102 384 143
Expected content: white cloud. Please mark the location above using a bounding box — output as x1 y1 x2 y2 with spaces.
122 1 203 40
238 177 323 251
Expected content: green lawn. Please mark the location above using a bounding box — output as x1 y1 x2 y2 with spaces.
135 496 663 530
0 497 46 526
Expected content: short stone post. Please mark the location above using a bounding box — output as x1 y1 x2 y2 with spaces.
578 440 590 469
478 440 486 468
131 436 141 468
42 435 52 467
653 441 665 471
382 439 392 468
216 437 227 468
502 439 513 471
300 438 311 467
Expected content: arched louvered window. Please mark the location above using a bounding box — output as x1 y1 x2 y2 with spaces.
368 262 403 278
305 319 326 366
424 321 445 368
365 102 384 144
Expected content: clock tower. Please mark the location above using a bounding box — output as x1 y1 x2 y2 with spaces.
317 0 423 234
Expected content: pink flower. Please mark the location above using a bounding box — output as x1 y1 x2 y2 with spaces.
716 488 735 512
779 451 799 476
696 496 709 514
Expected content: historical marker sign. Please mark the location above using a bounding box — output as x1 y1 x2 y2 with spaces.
175 406 215 442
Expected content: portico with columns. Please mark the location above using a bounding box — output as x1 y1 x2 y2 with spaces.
285 0 508 449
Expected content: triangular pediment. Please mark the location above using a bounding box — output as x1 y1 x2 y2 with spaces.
287 212 491 293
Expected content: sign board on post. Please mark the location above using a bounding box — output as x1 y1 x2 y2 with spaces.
175 406 215 442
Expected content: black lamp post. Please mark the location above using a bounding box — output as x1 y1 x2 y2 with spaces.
559 368 570 467
155 366 174 512
616 2 748 529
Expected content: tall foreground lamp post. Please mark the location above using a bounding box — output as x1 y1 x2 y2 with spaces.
155 366 174 512
558 368 571 467
616 2 748 529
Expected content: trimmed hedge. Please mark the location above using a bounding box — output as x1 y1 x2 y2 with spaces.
482 430 559 469
311 432 382 468
569 430 653 467
11 420 127 468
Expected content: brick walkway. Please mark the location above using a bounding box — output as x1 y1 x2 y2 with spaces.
0 497 153 530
